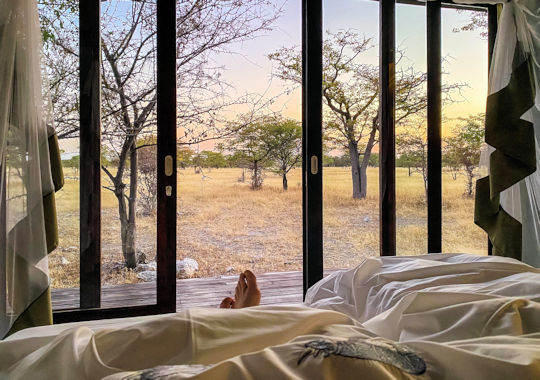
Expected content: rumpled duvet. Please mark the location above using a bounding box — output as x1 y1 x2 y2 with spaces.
0 254 539 379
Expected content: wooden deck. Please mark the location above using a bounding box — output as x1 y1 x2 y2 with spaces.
52 270 317 311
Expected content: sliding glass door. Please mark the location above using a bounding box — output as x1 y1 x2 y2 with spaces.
40 0 495 320
48 0 177 322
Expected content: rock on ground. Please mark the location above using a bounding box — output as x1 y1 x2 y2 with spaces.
137 270 157 282
176 258 199 279
135 261 157 273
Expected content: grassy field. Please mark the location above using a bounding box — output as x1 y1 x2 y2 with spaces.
49 166 487 288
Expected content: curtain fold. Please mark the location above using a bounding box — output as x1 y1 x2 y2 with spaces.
454 0 539 265
0 0 63 339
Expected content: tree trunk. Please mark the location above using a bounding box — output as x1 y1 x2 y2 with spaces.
465 166 474 197
422 168 428 201
239 168 245 183
122 217 137 269
282 174 288 191
348 142 362 199
251 160 262 189
126 144 137 267
116 143 138 269
359 158 368 199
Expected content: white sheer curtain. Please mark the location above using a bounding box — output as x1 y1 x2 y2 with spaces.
455 0 539 265
0 0 54 338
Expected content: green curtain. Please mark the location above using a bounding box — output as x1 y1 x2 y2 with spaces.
6 131 64 337
474 3 538 261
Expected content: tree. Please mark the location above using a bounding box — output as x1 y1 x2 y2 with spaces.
265 119 301 190
40 0 280 268
368 153 379 167
444 115 485 197
333 153 352 167
453 10 488 39
225 121 275 190
323 154 335 167
194 151 229 169
136 136 158 217
442 151 461 181
396 152 417 177
226 150 251 182
177 147 194 169
61 155 80 174
38 1 80 139
269 30 463 199
396 125 428 198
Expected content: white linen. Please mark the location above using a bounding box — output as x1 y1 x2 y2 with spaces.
1 254 539 379
305 254 540 341
4 314 163 342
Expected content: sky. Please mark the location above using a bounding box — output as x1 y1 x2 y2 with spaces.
58 0 488 154
212 0 488 126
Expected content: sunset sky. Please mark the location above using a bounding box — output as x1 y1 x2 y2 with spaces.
213 0 488 131
58 0 488 154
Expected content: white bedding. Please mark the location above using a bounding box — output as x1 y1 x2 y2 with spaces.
1 254 539 379
305 254 540 341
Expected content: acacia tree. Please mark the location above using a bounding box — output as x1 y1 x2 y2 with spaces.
225 122 275 190
177 147 195 169
265 119 301 190
443 152 461 180
39 0 280 268
453 10 488 39
193 151 228 170
444 115 485 197
269 30 463 199
396 125 428 199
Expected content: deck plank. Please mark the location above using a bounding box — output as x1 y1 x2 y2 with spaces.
51 270 335 311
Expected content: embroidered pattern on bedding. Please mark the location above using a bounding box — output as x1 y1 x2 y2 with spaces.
297 337 427 375
118 364 213 379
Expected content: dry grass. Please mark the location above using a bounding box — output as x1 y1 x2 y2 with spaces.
49 166 487 288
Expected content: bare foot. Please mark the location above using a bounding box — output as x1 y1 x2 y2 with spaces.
219 270 261 309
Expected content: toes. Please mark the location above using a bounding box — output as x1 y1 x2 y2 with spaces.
237 272 247 290
219 297 234 309
243 270 257 288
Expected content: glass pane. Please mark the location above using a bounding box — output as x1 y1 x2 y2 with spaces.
395 3 428 255
323 0 380 269
176 1 302 308
442 8 488 254
100 0 158 307
39 1 81 309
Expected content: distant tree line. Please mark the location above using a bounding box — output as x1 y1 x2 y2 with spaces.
395 114 485 198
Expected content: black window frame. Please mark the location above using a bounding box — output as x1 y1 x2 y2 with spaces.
51 0 496 322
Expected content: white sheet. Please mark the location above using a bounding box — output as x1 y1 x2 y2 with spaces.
4 314 164 342
305 254 540 342
1 254 539 379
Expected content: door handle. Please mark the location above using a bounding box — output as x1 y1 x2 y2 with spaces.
310 155 318 175
165 155 173 176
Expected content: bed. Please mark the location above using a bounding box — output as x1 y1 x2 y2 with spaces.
1 253 539 379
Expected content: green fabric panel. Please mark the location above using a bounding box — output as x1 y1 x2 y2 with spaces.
45 131 63 253
4 131 64 338
474 177 522 260
6 287 52 338
475 53 536 261
43 191 59 253
48 132 64 192
485 58 536 197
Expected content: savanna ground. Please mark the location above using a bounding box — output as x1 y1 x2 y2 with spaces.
49 166 487 289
